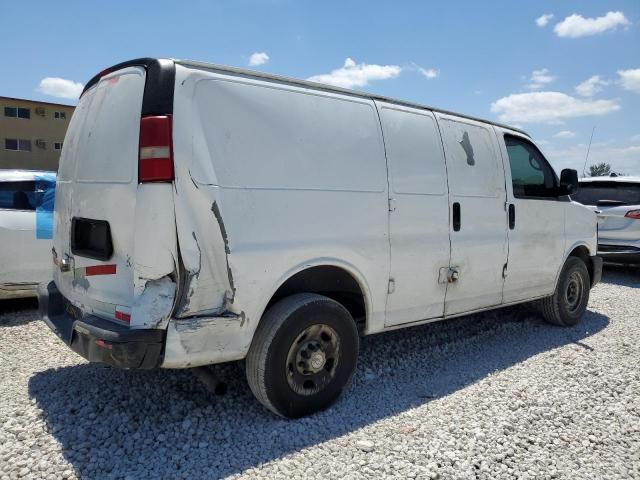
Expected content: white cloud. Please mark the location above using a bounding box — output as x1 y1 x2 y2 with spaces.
307 58 402 89
536 14 554 27
248 52 269 66
554 11 631 38
544 143 640 176
418 67 440 79
37 77 83 99
490 92 620 123
553 130 576 139
525 68 556 90
575 75 609 97
618 68 640 93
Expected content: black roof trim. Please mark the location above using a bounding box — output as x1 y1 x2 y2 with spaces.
81 58 155 96
81 58 175 116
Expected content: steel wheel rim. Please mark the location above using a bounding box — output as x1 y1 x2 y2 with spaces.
565 271 584 314
286 324 340 396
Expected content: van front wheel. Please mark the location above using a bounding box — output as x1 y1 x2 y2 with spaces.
246 293 359 418
540 256 590 326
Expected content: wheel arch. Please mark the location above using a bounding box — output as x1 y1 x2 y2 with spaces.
554 242 594 289
256 259 372 335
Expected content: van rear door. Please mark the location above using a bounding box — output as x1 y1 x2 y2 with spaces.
54 62 178 326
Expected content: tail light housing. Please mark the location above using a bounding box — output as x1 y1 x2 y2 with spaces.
138 115 174 183
624 209 640 220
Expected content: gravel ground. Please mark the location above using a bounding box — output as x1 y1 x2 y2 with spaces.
1 267 639 480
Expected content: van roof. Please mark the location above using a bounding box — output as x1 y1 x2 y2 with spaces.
176 58 530 137
82 58 530 138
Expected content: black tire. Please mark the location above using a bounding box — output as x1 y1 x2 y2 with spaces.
540 256 590 326
246 293 359 418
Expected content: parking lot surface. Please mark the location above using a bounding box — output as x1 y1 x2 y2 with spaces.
1 267 638 480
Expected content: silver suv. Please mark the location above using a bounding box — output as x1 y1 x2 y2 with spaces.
573 176 640 264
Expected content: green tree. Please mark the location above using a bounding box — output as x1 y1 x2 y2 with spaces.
588 162 611 177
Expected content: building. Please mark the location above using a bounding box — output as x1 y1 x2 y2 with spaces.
1 96 75 171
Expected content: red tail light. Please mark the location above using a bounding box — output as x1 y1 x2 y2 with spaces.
625 209 640 219
138 115 174 183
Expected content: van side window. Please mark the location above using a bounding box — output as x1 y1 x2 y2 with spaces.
0 181 37 211
504 135 557 199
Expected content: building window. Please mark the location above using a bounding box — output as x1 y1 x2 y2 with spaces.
4 107 30 119
5 139 32 151
54 142 63 150
54 111 66 120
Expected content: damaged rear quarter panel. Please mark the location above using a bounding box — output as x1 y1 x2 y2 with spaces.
162 65 389 367
171 180 233 317
131 184 178 329
162 312 249 368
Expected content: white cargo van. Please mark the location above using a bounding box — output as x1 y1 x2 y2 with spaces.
39 58 602 418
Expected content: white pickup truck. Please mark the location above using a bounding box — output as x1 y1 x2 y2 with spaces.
39 58 601 418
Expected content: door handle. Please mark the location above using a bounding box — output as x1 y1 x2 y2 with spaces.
508 204 515 230
452 202 461 232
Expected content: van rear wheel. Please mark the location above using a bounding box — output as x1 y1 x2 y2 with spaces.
540 256 590 326
246 293 359 418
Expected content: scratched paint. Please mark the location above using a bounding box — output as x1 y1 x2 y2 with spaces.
131 276 177 328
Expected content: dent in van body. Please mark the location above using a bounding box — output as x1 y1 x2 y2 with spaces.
163 64 392 366
131 184 179 328
172 176 234 318
131 276 176 328
162 312 249 368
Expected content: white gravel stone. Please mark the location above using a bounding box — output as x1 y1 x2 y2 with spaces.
355 440 374 452
1 266 639 479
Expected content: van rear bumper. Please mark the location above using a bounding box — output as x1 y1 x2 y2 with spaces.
38 282 165 369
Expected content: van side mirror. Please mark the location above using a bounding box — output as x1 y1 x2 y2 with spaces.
559 168 578 196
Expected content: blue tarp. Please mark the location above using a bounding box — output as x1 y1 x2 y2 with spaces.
35 172 56 240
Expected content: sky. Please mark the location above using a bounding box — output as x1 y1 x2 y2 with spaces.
2 0 639 175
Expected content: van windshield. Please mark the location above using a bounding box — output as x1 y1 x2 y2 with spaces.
572 182 640 206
